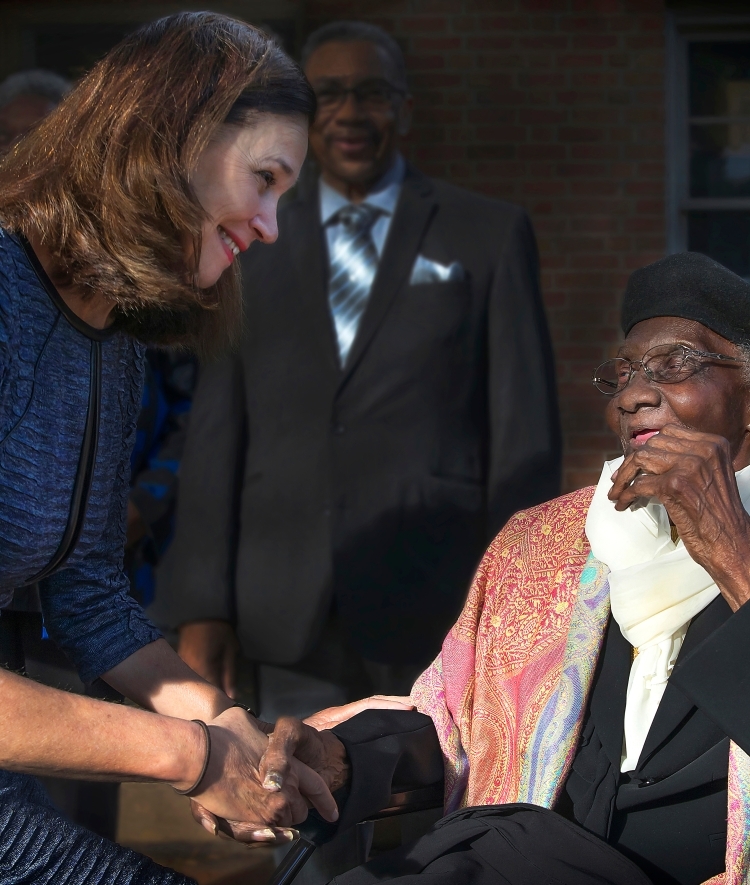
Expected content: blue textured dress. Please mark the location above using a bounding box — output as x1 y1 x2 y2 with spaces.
0 228 193 884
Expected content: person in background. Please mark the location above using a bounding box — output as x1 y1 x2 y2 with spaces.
127 351 198 607
166 21 561 709
0 68 70 152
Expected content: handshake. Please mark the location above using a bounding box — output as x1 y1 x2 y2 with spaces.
184 695 414 846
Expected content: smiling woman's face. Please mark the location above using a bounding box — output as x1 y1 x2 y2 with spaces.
605 316 750 470
189 113 309 288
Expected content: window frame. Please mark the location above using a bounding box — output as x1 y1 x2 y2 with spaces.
665 12 750 256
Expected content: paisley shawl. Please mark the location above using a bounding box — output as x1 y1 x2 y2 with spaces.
411 487 750 885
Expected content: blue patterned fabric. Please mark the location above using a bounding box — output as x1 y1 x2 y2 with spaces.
0 228 162 683
0 230 191 883
0 771 192 884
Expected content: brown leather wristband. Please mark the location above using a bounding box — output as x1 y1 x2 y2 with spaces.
173 719 211 796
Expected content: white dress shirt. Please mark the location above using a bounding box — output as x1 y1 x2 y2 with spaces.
319 153 406 259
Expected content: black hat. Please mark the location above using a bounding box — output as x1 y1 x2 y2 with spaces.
621 252 750 345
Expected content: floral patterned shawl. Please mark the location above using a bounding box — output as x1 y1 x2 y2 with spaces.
411 488 750 885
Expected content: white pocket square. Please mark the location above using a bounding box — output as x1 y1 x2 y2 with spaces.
409 255 465 285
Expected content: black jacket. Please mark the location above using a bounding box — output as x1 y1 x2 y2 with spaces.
161 166 561 664
331 597 750 884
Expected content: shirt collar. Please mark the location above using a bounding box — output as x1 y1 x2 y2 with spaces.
319 153 406 226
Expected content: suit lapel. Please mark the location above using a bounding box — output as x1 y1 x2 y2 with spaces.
589 616 631 769
286 185 340 374
338 168 437 389
636 594 732 768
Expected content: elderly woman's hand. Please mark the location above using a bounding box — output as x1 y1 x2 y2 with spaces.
608 424 750 611
186 706 338 845
305 695 414 731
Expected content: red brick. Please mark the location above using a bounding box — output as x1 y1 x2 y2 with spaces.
408 54 446 70
557 53 606 68
522 180 568 196
400 17 448 33
571 35 620 51
523 143 567 160
572 0 622 12
571 143 620 160
522 72 565 87
466 36 516 50
559 126 606 142
520 35 569 50
411 36 463 51
520 108 567 124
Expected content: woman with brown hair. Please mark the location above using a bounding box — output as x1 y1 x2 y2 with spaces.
0 11 336 882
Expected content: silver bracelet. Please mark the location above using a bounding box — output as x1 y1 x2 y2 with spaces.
173 719 211 796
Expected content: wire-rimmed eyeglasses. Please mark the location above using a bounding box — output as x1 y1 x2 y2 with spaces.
592 343 746 395
313 78 406 113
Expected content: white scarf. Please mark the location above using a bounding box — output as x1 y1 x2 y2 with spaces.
585 457 750 771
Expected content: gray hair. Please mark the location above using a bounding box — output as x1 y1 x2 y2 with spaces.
0 69 71 110
301 21 407 92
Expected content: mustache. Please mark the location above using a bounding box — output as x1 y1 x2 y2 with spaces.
323 123 381 146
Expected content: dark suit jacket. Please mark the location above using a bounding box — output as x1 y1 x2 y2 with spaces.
161 166 561 665
331 597 750 885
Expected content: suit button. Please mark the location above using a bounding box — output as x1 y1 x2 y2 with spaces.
333 423 346 435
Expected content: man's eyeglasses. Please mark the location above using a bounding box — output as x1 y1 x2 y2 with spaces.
592 343 746 395
313 79 405 113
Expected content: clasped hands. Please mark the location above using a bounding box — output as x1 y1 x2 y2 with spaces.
189 695 413 846
609 424 750 612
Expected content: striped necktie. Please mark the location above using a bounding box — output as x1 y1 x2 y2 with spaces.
327 203 380 364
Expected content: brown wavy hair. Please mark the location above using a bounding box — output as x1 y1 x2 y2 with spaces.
0 12 315 354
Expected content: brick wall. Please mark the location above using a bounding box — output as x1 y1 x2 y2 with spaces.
304 0 668 491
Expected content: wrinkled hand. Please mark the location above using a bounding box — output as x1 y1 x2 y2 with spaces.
304 695 414 731
259 697 416 796
609 424 750 611
178 620 239 698
262 716 351 796
187 707 338 846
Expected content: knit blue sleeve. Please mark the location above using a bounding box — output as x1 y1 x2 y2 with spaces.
0 241 17 390
38 341 163 684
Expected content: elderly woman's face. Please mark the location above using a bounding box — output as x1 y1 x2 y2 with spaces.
605 316 750 470
189 113 309 288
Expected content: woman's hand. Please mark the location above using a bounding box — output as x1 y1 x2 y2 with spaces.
304 695 414 731
608 424 750 610
187 707 339 845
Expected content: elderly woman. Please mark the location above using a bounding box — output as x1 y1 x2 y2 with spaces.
260 252 750 885
0 12 339 884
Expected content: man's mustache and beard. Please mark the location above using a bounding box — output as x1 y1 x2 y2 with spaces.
114 264 243 358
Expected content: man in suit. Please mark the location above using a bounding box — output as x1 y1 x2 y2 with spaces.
163 21 561 703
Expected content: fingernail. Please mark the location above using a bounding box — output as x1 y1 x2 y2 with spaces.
201 819 218 836
281 828 298 841
251 828 276 840
331 807 339 821
263 772 283 791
